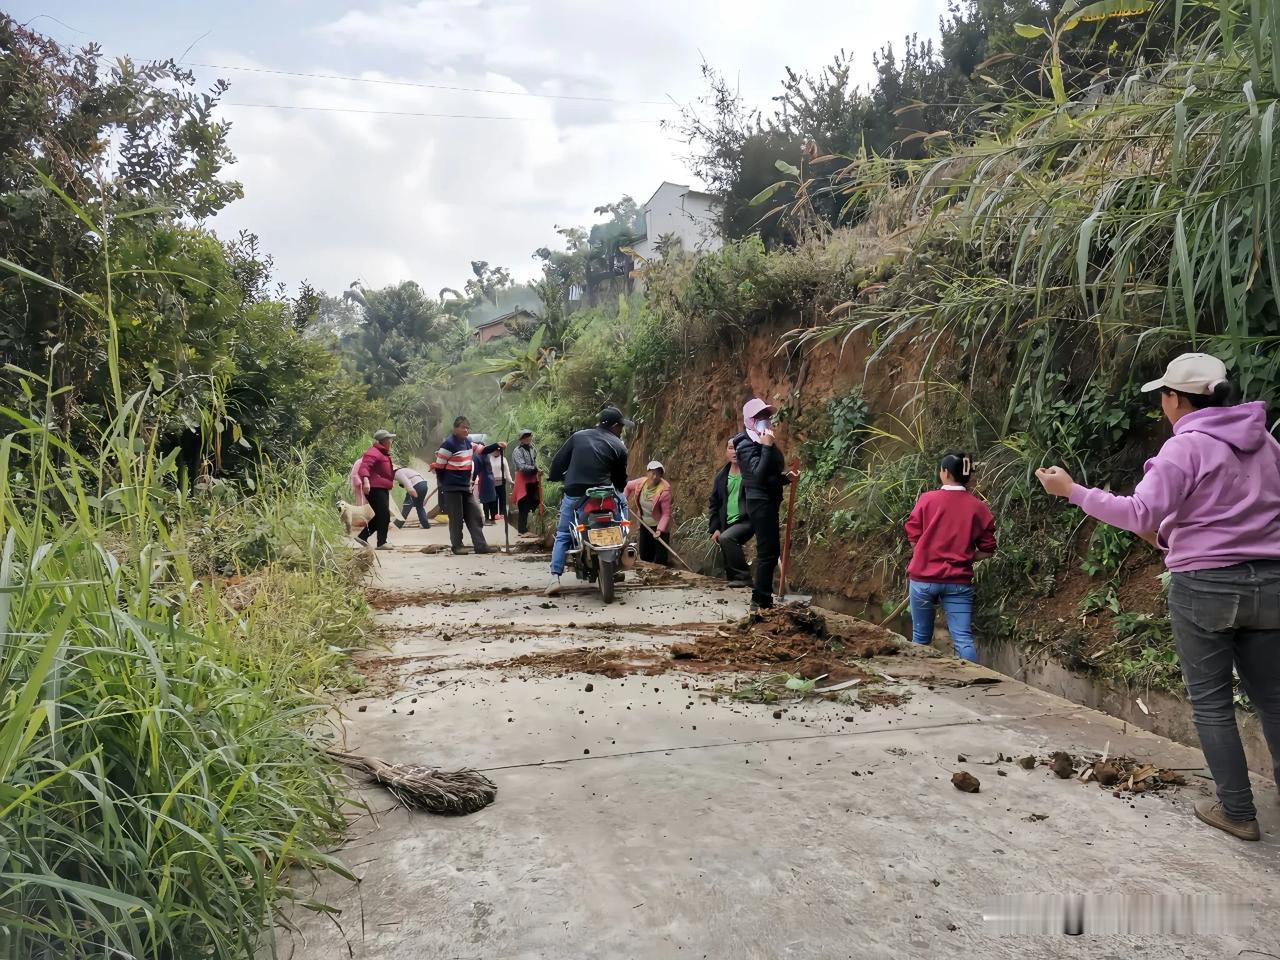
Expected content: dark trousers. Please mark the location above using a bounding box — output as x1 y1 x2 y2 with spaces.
639 525 670 565
1168 560 1280 822
483 486 508 523
400 480 431 527
439 489 488 553
517 486 539 533
746 500 780 608
357 487 392 546
718 520 754 583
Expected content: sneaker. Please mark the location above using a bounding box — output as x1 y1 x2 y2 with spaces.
475 547 491 555
393 519 405 529
1193 799 1260 841
451 547 466 555
376 544 392 551
545 576 562 597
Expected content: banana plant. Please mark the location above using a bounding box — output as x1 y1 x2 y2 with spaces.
481 325 561 392
1015 0 1156 105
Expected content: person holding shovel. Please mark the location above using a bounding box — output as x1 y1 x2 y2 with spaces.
1036 352 1280 843
733 398 793 613
625 461 673 565
709 437 753 586
512 429 540 535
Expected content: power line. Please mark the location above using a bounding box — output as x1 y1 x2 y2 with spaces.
220 102 666 123
180 60 671 107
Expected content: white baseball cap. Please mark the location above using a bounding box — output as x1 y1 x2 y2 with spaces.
1140 353 1229 395
646 460 664 472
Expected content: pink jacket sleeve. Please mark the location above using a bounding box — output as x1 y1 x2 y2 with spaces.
1068 457 1191 535
655 487 673 534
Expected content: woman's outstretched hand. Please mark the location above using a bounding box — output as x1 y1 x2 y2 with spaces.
1035 466 1074 498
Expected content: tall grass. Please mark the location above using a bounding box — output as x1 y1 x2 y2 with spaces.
798 0 1280 423
1 190 362 958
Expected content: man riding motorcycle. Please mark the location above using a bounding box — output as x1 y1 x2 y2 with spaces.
545 405 632 596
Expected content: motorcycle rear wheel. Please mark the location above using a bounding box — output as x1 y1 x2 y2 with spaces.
597 558 617 603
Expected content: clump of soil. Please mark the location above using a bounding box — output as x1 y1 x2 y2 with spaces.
632 565 684 587
491 646 666 679
951 771 981 793
672 605 898 674
857 689 911 711
1032 751 1186 794
490 606 901 682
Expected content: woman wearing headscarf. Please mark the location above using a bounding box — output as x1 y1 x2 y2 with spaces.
733 398 792 612
1037 353 1280 843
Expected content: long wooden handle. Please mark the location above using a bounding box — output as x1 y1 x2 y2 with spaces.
778 458 801 597
633 515 694 572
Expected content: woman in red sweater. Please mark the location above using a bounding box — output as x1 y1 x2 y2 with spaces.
904 451 997 661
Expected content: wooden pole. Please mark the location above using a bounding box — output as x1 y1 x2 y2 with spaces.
777 458 801 599
632 514 695 572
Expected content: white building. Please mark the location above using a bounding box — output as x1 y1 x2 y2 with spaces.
630 182 723 262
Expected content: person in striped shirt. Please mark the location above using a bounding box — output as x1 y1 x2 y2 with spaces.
431 416 504 555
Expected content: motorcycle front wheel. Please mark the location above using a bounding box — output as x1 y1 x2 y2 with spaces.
597 557 617 603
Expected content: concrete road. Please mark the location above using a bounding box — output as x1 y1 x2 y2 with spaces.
279 521 1280 959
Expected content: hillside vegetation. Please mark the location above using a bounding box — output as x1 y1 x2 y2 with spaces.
460 0 1279 693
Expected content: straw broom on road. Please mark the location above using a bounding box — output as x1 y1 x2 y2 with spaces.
327 749 497 815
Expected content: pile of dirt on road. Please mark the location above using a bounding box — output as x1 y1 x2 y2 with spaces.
492 605 900 682
671 605 898 673
1031 750 1188 794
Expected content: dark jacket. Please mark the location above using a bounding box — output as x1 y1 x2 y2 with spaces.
733 430 789 507
709 463 751 534
549 427 629 497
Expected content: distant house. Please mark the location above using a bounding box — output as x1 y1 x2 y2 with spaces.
630 182 723 262
473 308 536 344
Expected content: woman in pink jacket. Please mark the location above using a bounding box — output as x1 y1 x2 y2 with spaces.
625 461 673 565
1038 353 1280 843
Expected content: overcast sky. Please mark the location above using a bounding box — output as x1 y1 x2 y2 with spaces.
14 1 944 296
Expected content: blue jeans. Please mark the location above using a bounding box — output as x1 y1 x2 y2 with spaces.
549 494 625 576
908 580 976 662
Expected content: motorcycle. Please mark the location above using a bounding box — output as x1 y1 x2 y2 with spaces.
568 485 635 602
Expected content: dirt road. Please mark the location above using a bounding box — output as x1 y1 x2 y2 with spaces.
281 522 1279 959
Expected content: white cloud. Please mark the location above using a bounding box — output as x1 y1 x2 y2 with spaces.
209 0 942 295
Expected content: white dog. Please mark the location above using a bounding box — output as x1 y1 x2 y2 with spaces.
337 499 375 537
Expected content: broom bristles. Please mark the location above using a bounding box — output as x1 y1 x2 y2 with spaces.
328 749 497 815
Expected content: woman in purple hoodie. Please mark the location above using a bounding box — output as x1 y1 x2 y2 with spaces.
1037 353 1280 842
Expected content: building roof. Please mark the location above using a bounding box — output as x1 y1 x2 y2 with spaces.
471 307 536 330
641 180 718 209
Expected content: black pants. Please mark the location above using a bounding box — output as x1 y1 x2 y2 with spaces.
400 481 431 527
1168 560 1280 822
745 500 780 608
483 486 508 523
439 489 488 553
639 525 670 565
718 520 754 583
357 488 392 546
517 486 539 533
